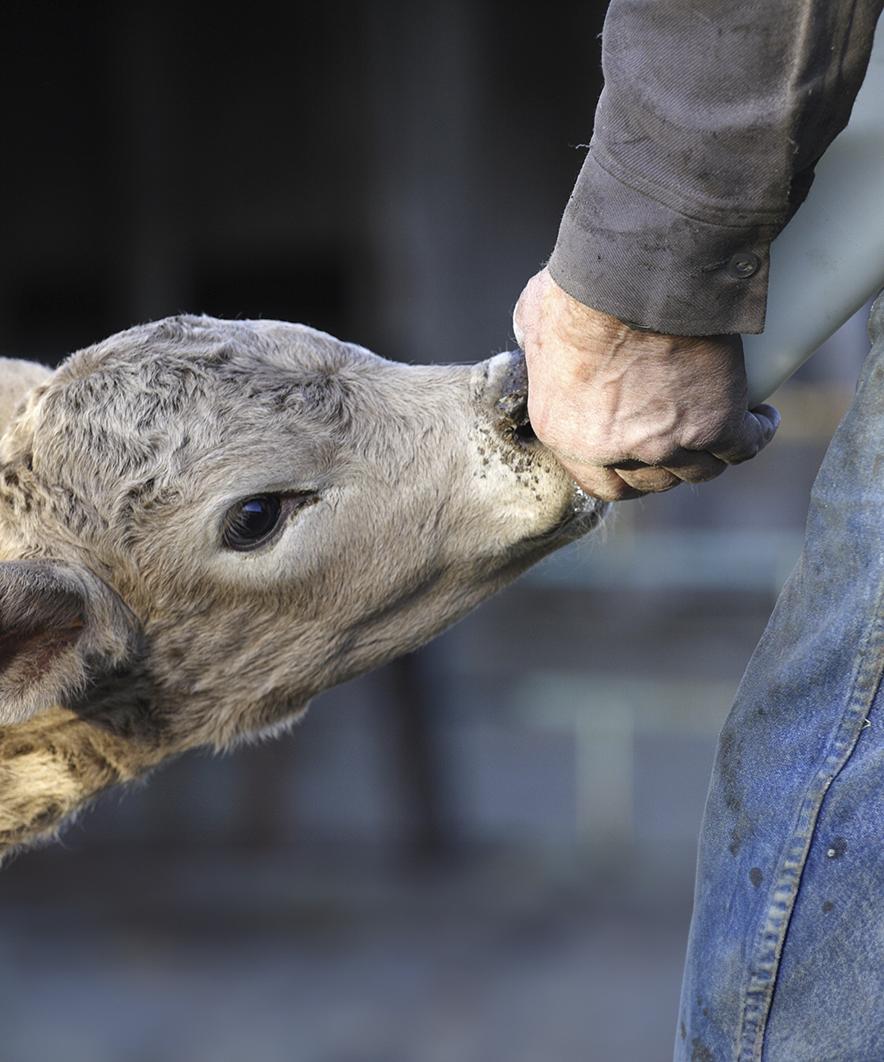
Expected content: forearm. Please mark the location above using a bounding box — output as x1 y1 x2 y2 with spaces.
550 0 883 335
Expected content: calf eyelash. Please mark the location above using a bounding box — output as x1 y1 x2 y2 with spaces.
221 492 318 552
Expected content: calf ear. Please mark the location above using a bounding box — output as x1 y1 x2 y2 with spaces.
0 560 139 723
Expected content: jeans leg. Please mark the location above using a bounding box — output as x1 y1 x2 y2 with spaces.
676 292 884 1062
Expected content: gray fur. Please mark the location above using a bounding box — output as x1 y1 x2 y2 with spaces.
0 315 604 856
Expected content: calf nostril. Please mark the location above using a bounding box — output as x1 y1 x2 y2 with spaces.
496 388 537 446
513 416 537 442
494 350 537 444
501 392 535 435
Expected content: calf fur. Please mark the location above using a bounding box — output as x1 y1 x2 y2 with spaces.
0 315 604 856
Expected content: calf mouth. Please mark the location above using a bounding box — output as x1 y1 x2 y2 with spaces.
492 351 606 525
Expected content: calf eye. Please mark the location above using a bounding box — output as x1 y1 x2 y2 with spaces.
221 492 319 552
222 495 284 551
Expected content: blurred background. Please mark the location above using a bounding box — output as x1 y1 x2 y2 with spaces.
0 2 872 1060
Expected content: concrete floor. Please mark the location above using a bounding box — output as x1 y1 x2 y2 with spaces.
0 843 696 1062
0 561 781 1062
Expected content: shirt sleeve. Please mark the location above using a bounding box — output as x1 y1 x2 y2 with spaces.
548 0 883 335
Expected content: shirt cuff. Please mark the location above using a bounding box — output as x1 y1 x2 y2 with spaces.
547 152 781 336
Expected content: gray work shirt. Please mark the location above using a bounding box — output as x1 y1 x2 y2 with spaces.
548 0 884 336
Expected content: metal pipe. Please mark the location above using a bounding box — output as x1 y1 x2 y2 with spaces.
743 23 884 406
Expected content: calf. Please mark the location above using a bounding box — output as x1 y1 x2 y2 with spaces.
0 315 604 856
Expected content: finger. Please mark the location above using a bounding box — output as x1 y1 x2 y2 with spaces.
611 464 682 493
710 404 780 465
556 459 650 502
512 269 547 349
513 316 525 350
750 403 781 445
659 448 727 484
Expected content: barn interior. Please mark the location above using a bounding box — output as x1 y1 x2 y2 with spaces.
0 3 869 1059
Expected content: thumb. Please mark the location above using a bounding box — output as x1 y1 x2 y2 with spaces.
711 403 780 465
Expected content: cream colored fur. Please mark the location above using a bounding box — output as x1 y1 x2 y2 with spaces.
0 316 604 857
0 358 52 430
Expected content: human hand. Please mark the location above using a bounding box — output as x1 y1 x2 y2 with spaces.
513 268 780 501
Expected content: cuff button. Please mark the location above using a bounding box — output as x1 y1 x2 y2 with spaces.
727 251 760 279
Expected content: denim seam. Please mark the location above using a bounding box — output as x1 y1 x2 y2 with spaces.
736 597 884 1061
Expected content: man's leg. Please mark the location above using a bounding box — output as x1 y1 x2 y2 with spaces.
677 293 884 1062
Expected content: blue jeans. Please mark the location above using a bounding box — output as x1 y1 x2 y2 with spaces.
677 292 884 1062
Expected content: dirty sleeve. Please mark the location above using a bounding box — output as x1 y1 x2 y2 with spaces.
547 0 884 335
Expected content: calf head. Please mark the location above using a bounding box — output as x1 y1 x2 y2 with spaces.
0 315 605 853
